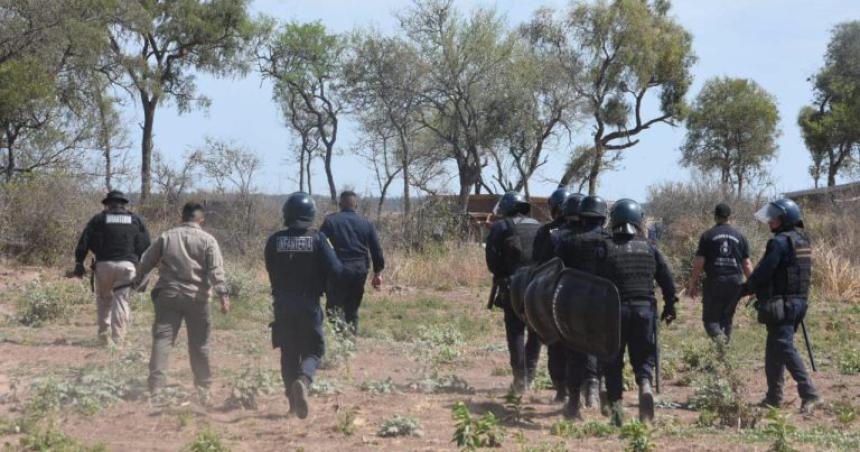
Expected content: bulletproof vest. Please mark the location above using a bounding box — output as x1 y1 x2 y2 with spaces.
503 217 541 272
269 229 327 299
561 229 608 275
772 230 812 298
604 237 656 302
90 210 139 262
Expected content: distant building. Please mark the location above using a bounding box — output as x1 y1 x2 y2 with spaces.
783 181 860 208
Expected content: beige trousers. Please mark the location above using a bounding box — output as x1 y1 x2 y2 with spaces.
94 260 136 343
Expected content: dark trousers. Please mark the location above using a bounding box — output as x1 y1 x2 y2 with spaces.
565 350 600 396
149 291 211 391
503 304 541 380
547 343 567 388
605 303 656 402
326 268 367 333
702 275 743 339
274 300 326 389
765 298 817 401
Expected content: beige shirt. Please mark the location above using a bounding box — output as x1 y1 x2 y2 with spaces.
135 222 228 301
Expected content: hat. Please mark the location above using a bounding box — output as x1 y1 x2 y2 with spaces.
714 203 731 218
102 190 129 204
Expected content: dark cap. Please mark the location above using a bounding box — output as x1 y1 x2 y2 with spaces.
102 190 129 204
715 203 731 218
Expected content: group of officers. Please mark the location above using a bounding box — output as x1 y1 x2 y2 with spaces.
72 190 383 418
485 188 820 426
72 186 819 424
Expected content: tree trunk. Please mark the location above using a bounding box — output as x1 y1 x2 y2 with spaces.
323 144 336 204
4 145 13 182
827 164 838 187
298 138 306 192
140 96 156 202
399 137 411 217
306 151 313 195
587 145 603 196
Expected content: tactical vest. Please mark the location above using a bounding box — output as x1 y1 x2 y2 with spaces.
604 237 656 302
269 229 328 299
562 229 608 275
503 217 541 273
772 230 812 298
90 210 140 262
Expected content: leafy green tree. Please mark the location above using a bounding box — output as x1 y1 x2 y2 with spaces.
681 77 780 196
105 0 257 201
399 0 515 211
258 20 345 204
798 21 860 188
527 0 695 194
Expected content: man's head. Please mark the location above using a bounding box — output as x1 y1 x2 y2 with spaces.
714 203 732 224
102 190 129 211
494 191 530 218
283 192 316 229
182 202 206 225
548 187 572 219
755 198 803 232
339 190 359 210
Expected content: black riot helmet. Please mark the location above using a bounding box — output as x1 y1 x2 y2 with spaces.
282 192 316 229
548 187 572 218
610 198 644 236
579 195 608 219
494 191 531 217
755 198 803 231
561 193 585 221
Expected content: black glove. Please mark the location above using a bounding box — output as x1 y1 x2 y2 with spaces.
660 304 677 325
72 262 86 278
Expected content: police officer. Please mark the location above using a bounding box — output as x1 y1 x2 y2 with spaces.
744 199 820 413
265 192 343 419
486 191 542 392
553 195 610 419
601 199 678 426
686 203 752 340
533 187 572 402
72 190 150 346
321 191 385 335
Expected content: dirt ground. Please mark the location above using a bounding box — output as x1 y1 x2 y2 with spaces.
0 265 858 451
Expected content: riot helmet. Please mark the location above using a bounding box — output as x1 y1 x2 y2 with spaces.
561 193 585 222
755 198 803 231
579 195 608 219
548 187 572 218
494 191 531 217
610 198 643 236
283 192 316 229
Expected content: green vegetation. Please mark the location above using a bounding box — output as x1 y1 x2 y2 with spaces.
451 401 504 450
225 367 279 410
377 415 423 438
620 420 655 452
763 409 797 452
550 419 615 439
182 428 231 452
7 420 106 452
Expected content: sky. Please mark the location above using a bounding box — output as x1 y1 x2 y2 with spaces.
116 0 860 202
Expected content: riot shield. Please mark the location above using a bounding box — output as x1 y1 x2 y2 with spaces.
508 266 531 321
552 268 621 360
523 258 565 344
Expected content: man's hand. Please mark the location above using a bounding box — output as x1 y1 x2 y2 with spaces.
660 304 677 325
685 280 699 299
71 262 86 279
371 273 382 290
219 295 230 314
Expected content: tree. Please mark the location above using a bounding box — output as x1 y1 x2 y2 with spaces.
280 88 320 194
105 0 256 201
258 21 344 204
354 117 401 221
798 21 860 188
527 0 695 194
343 30 425 216
399 0 515 211
680 77 780 196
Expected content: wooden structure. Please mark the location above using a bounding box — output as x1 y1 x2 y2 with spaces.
783 182 860 208
441 194 553 237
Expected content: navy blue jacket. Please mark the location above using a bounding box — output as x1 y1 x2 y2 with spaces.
264 228 343 304
746 233 792 302
320 208 385 274
533 217 566 264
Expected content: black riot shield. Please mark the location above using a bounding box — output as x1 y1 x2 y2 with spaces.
552 268 621 361
508 266 532 321
523 258 566 344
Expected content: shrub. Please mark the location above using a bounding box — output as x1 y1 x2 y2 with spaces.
359 377 397 395
335 406 359 436
451 401 504 450
407 373 474 394
501 390 534 425
309 378 340 396
15 281 86 327
225 367 279 410
183 428 231 452
550 419 615 439
319 316 356 370
687 341 759 428
620 420 655 452
763 408 797 452
838 348 860 375
377 415 423 438
13 420 106 452
413 324 465 365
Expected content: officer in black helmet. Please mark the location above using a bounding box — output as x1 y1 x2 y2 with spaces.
601 199 678 426
486 191 542 392
533 187 573 403
744 198 820 413
553 195 611 419
265 192 343 419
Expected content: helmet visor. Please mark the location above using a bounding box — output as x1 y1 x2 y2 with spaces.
755 203 782 224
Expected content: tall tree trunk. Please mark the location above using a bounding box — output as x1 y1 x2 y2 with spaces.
323 144 336 204
140 95 157 202
736 170 745 199
398 136 411 217
298 138 306 192
306 151 313 195
97 94 113 191
827 165 837 187
4 146 13 182
587 145 603 196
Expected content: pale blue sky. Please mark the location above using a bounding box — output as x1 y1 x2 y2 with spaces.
118 0 860 201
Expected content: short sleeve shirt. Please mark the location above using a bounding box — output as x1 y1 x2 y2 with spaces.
695 223 749 278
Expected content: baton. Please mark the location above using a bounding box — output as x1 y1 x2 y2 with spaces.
800 319 817 372
654 310 661 394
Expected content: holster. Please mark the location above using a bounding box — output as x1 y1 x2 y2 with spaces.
756 296 785 325
492 278 511 309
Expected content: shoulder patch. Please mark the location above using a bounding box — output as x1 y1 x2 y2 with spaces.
276 236 314 253
105 214 133 225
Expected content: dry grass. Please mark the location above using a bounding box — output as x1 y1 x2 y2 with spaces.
813 244 860 303
385 241 487 290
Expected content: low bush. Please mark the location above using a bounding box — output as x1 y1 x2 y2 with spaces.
451 401 503 450
14 280 88 327
377 415 423 438
182 428 231 452
225 367 279 410
11 420 106 452
407 373 474 394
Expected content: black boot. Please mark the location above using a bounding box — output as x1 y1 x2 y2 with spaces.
584 379 599 408
564 395 582 420
290 376 310 419
553 385 567 404
638 379 655 423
